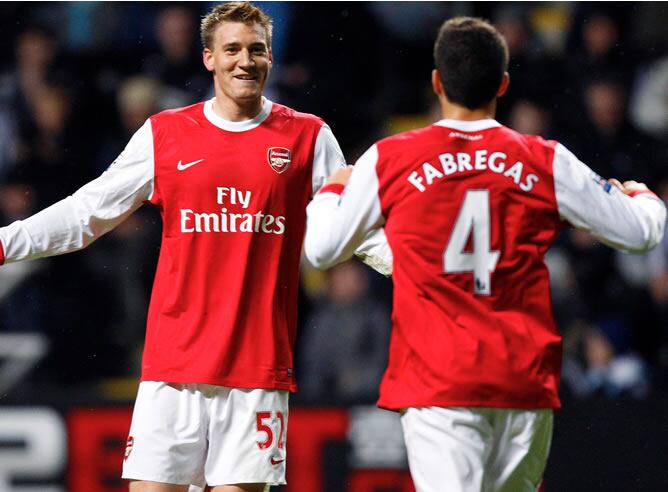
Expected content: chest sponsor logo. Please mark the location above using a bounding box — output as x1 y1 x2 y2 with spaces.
177 158 205 171
180 186 286 235
267 147 292 174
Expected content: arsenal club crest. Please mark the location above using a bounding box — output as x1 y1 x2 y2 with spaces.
267 147 292 174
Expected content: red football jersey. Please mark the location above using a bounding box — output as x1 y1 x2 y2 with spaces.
374 123 564 409
143 102 326 389
306 119 665 410
0 98 369 391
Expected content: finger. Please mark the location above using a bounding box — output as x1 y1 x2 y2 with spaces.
625 181 648 192
608 178 624 191
326 166 353 184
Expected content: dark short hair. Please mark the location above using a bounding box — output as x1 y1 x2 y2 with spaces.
200 2 273 50
434 17 509 109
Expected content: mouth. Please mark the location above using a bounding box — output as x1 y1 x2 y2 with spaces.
234 73 259 82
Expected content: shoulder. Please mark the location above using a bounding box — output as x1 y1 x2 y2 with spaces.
484 128 567 186
270 102 325 129
150 102 207 129
375 125 439 156
495 125 559 159
381 125 435 144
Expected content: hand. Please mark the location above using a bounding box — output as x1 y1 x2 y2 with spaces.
326 165 353 186
608 178 649 196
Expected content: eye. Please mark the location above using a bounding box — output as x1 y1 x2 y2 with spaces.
225 47 239 54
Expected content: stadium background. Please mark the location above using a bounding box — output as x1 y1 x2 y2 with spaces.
0 1 667 490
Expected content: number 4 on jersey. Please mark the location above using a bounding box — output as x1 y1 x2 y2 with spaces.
443 190 500 295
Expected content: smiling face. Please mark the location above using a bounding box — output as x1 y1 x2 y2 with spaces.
203 21 272 118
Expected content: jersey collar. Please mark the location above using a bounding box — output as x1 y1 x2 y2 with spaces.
434 119 501 131
203 97 273 132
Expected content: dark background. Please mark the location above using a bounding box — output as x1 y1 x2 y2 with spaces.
0 2 667 490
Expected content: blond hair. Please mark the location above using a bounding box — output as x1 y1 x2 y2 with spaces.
200 2 273 49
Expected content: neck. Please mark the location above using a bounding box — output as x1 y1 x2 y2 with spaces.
440 97 496 121
212 95 264 122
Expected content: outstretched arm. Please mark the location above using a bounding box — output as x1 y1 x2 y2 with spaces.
310 131 392 275
0 120 154 264
306 144 390 272
553 143 665 253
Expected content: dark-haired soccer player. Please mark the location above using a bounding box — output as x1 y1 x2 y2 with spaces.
305 17 665 492
0 3 390 492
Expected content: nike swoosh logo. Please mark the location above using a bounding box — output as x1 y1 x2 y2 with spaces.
270 457 285 465
177 159 205 171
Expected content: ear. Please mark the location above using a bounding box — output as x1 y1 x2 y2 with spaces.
432 69 443 97
203 48 215 73
497 72 510 97
268 48 274 67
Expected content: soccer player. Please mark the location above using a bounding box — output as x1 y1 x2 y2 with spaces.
0 3 390 492
304 17 666 492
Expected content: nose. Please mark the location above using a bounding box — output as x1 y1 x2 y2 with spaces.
238 49 254 68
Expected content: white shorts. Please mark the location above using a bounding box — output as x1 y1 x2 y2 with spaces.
400 407 552 492
122 382 289 488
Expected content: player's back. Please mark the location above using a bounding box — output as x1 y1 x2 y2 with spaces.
374 120 564 410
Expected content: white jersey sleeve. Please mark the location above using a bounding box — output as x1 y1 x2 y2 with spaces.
553 143 666 252
0 120 154 263
311 124 346 194
306 144 392 275
311 129 393 275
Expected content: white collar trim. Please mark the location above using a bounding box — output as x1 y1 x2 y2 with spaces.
434 119 501 131
203 97 273 132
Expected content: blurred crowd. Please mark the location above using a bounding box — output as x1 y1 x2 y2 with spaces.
0 2 667 403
